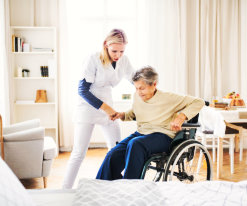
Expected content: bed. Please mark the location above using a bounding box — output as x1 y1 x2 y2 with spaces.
1 157 247 206
28 178 247 206
28 189 76 206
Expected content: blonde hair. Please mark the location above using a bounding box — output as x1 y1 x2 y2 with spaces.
100 29 128 67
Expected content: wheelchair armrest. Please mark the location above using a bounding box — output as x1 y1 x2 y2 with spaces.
182 123 200 129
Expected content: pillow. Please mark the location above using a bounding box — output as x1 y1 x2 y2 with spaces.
0 157 35 206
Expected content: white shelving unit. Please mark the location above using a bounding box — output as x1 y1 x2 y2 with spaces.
9 26 58 146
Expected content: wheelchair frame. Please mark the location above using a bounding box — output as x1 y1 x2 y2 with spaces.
140 124 213 183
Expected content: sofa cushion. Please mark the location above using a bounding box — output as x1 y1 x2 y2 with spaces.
0 157 35 206
3 119 40 135
43 136 57 160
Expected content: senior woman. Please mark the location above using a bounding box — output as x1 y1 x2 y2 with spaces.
96 66 204 180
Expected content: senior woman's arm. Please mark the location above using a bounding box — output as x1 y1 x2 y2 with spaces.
167 93 204 121
169 94 204 131
178 96 204 120
124 109 136 121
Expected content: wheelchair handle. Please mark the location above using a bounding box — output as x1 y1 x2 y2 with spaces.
181 123 200 140
181 123 200 129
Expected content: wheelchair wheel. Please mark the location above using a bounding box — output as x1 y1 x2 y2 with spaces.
163 140 212 183
140 153 167 181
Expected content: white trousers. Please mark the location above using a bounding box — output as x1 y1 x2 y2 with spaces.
62 121 121 189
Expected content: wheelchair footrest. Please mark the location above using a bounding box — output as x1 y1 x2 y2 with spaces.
148 165 165 172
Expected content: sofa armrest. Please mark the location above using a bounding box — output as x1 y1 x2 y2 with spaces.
43 136 57 160
3 119 40 135
3 127 44 142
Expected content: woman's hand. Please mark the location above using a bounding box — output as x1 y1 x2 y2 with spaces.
170 113 187 132
100 103 125 121
110 112 125 121
100 103 116 117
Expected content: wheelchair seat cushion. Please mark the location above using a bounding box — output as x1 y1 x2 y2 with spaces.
150 152 167 158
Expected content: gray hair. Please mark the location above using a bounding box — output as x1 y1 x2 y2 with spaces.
132 66 158 85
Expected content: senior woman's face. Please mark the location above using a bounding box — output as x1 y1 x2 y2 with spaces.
134 80 157 101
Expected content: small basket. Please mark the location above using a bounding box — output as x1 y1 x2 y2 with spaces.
35 90 48 103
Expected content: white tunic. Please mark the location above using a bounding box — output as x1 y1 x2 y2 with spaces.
74 52 135 124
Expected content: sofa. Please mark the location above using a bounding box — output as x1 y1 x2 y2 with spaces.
0 116 57 188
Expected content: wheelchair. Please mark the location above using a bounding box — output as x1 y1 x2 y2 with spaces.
140 114 213 183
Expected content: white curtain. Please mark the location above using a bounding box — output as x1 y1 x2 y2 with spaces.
240 0 247 100
57 0 74 151
0 0 10 125
195 0 241 101
190 0 246 100
57 0 247 150
136 0 246 101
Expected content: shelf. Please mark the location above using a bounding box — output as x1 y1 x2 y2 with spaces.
11 26 56 31
14 77 55 80
15 102 56 106
44 127 56 130
11 52 55 55
10 21 58 147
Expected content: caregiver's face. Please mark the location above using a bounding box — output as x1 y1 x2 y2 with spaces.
107 43 125 62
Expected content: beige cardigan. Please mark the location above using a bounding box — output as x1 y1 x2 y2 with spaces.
124 90 204 138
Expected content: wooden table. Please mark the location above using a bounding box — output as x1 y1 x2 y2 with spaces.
215 108 247 178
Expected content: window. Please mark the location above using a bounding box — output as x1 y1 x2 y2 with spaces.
66 0 137 101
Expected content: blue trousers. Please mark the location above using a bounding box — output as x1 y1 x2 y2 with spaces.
96 131 173 180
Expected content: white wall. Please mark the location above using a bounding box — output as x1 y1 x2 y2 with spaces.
9 0 57 27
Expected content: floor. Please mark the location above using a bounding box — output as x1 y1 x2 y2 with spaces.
21 148 247 189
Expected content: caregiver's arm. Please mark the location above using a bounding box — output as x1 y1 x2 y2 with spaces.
78 79 116 116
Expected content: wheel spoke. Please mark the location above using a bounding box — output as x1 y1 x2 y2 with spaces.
142 140 212 183
164 141 212 183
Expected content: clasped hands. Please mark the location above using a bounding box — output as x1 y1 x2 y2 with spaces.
109 112 124 121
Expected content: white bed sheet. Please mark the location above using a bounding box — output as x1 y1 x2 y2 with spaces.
28 189 76 206
73 179 247 206
28 180 247 206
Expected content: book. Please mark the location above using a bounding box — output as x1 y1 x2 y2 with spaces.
18 37 21 52
12 35 25 52
32 47 53 52
12 35 15 52
40 66 49 77
15 36 18 52
214 102 228 108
